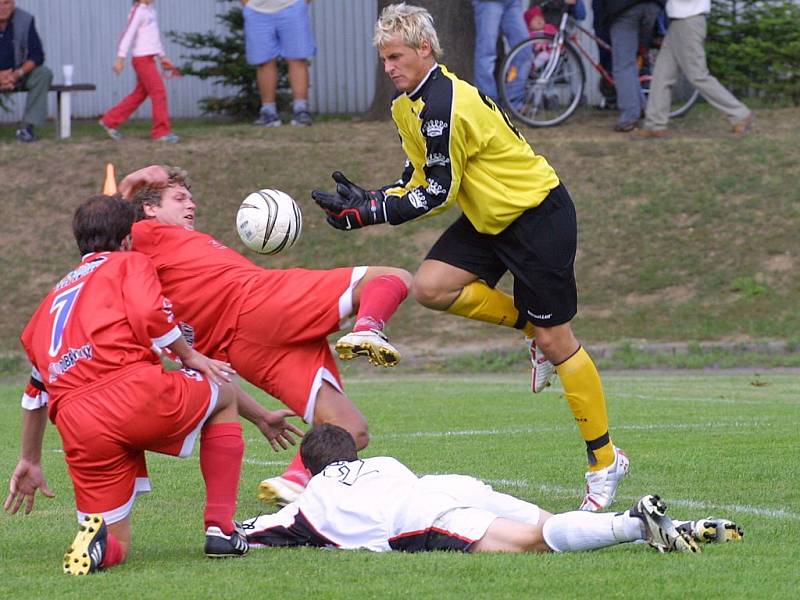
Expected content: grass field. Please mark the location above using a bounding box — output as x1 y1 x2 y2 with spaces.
1 372 798 599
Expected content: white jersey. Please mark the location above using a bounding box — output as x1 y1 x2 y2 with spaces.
242 457 542 552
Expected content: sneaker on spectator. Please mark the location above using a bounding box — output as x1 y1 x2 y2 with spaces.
254 110 282 127
98 120 122 140
155 133 180 143
290 110 313 126
15 128 37 143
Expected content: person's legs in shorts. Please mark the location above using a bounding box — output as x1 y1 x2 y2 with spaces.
58 366 244 572
414 214 537 339
498 185 624 509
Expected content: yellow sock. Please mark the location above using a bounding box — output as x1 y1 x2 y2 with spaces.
556 346 615 471
446 281 534 335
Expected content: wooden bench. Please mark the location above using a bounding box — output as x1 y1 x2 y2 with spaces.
7 83 96 139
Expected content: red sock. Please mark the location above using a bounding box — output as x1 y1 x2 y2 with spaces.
101 532 125 569
281 451 310 487
353 275 408 332
200 422 244 535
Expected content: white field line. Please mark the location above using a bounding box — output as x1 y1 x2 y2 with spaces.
479 478 800 522
373 420 778 439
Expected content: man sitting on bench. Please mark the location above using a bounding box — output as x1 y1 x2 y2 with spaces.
0 0 52 143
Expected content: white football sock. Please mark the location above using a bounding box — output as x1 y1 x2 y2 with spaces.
542 510 644 552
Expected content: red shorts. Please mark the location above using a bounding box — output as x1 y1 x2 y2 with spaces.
227 266 365 422
53 364 217 524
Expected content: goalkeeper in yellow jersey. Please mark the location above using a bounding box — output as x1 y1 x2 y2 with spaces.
313 3 628 511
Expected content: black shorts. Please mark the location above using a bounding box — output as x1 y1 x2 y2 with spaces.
425 183 577 327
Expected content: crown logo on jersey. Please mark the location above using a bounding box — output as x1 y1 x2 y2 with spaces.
408 189 428 210
426 180 446 196
426 153 450 167
423 119 448 137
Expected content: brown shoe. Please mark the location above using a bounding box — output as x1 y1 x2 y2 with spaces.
731 113 754 137
632 128 669 140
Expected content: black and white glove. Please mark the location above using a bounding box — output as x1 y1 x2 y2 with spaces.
312 171 387 230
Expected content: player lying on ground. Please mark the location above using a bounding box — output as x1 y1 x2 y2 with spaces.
3 196 296 575
313 3 625 512
243 424 743 554
112 164 413 507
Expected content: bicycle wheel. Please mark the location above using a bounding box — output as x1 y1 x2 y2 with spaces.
641 47 699 119
499 35 585 127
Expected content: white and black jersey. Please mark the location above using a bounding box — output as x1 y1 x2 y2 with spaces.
242 457 542 553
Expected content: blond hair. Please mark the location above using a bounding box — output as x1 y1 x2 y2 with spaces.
373 3 443 60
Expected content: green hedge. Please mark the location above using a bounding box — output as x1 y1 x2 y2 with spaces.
707 0 800 104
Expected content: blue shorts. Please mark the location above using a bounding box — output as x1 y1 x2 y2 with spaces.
244 1 316 64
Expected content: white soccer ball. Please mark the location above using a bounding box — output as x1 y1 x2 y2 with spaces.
236 189 303 255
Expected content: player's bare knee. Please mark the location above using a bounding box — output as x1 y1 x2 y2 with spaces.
411 276 449 309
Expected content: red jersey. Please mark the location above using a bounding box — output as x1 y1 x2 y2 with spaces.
20 251 180 418
131 220 265 356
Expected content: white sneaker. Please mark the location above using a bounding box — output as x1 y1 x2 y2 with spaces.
579 446 630 511
335 328 400 367
630 495 700 553
527 338 555 393
257 476 304 507
676 518 744 543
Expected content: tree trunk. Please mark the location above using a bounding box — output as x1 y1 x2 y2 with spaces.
364 0 476 120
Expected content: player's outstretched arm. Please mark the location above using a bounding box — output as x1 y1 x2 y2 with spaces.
4 407 54 515
312 171 388 230
235 386 304 452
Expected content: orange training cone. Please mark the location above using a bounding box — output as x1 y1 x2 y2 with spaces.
102 163 118 195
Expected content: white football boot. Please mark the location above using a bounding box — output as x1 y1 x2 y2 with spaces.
676 518 744 543
630 495 700 553
257 476 304 507
335 328 400 367
579 446 630 511
527 338 555 393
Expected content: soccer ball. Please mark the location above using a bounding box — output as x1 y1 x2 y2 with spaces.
236 189 303 254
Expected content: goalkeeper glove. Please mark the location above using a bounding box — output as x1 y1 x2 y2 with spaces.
312 171 388 230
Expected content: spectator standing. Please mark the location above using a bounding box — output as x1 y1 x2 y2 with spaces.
637 0 753 138
472 0 528 103
242 0 316 127
601 0 664 132
99 0 179 143
0 0 53 143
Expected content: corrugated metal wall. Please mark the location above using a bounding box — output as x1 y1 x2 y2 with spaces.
1 0 378 123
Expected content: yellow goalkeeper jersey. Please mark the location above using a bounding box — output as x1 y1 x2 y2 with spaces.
382 64 560 234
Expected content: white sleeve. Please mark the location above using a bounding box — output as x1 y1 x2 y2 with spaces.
21 366 49 410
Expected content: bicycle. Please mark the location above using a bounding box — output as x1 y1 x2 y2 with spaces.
498 6 699 127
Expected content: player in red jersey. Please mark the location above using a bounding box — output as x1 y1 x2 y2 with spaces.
117 164 413 506
3 195 296 574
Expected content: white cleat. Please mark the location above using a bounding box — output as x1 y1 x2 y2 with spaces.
676 518 744 543
631 495 700 553
527 338 555 393
335 328 400 367
257 476 304 507
579 446 630 511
